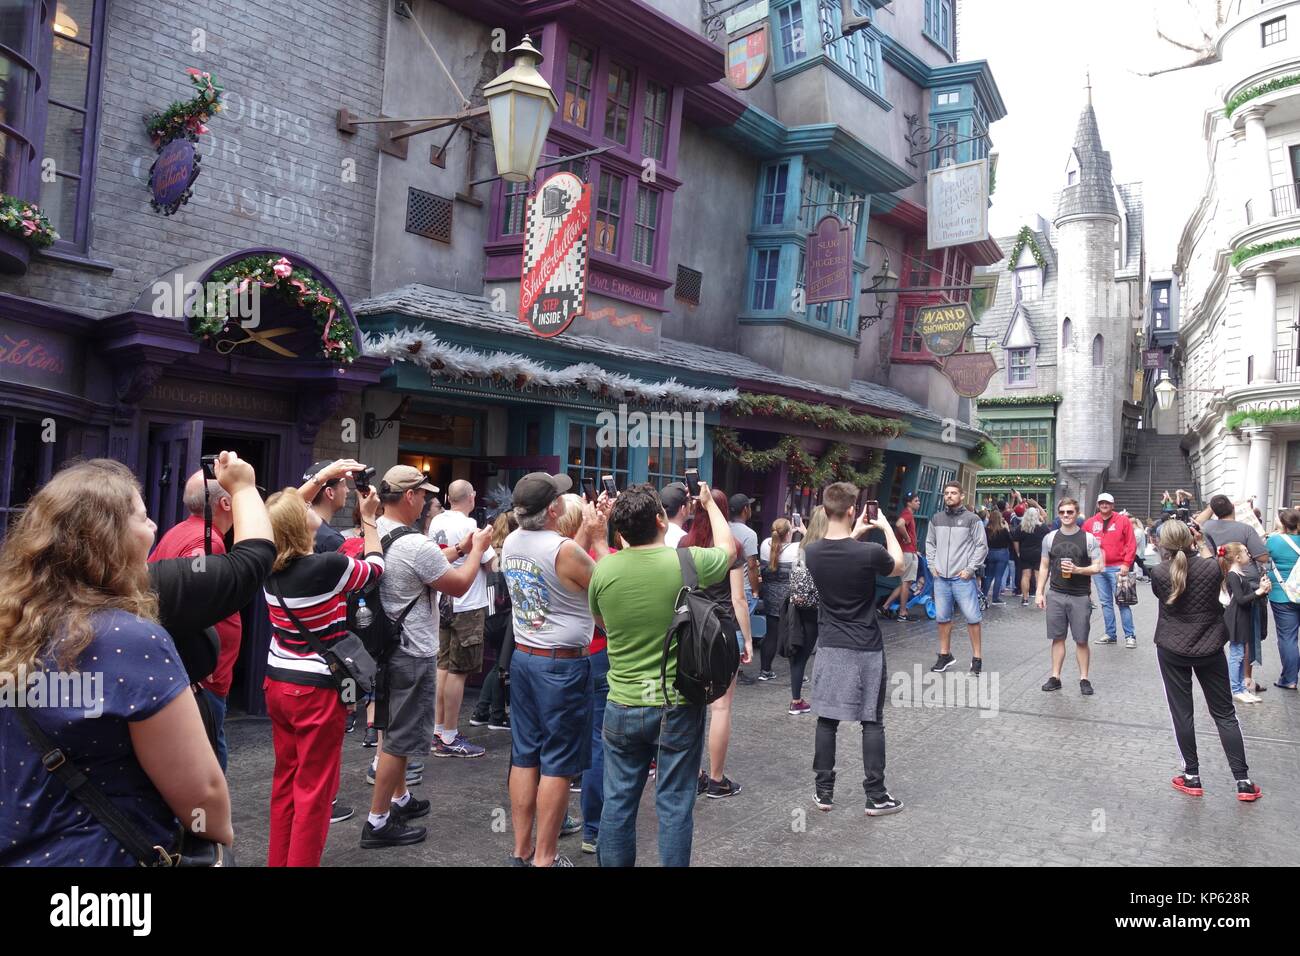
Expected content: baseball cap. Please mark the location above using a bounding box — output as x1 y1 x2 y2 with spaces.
381 465 439 495
303 460 340 484
660 482 689 515
729 493 755 515
512 472 572 515
1014 503 1026 516
1097 492 1115 504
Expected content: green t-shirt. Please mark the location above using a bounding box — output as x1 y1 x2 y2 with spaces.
589 545 731 707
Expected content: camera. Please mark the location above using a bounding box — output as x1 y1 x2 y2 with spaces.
1176 507 1190 523
200 454 218 480
354 466 376 494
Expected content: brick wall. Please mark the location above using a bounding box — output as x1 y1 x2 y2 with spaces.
0 0 387 313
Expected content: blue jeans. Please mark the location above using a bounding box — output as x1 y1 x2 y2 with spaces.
1270 601 1300 687
580 649 609 842
1094 567 1135 639
1228 641 1247 694
933 576 982 624
199 688 228 772
598 700 705 868
984 549 1011 602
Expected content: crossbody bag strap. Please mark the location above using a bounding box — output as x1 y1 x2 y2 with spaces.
14 708 170 867
269 577 335 661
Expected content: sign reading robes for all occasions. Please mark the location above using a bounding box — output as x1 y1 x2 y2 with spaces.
519 172 591 338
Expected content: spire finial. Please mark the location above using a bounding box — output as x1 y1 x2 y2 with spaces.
1085 69 1092 106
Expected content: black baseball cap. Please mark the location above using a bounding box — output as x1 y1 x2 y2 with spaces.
729 493 754 516
303 460 341 484
512 472 572 515
660 482 689 515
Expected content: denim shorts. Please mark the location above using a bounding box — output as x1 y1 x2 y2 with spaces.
933 575 982 624
510 648 593 778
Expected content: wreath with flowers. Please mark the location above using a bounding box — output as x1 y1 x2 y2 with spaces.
713 428 884 488
0 194 58 248
144 69 223 215
190 255 360 363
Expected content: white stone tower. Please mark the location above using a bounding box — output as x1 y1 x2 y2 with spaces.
1052 87 1123 507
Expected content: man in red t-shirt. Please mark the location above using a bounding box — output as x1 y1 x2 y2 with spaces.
880 493 922 623
148 470 239 769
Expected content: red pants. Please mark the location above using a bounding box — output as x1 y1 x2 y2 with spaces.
264 678 344 867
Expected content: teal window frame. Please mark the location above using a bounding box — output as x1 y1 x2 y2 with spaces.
773 0 809 68
566 420 631 491
758 161 790 226
751 247 781 311
923 0 953 55
817 0 885 99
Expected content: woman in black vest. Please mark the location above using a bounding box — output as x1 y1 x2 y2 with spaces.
1151 521 1261 802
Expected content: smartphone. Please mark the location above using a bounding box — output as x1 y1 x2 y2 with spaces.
685 468 700 497
866 499 879 522
354 466 376 494
601 474 617 497
792 511 802 527
200 454 218 480
583 478 597 501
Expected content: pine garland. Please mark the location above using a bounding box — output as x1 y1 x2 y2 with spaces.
1005 225 1046 272
976 394 1062 408
1225 73 1300 118
713 428 884 488
0 194 57 248
975 472 1057 488
730 392 907 437
1231 236 1300 269
145 69 224 147
192 255 359 362
971 441 1002 470
1226 407 1300 430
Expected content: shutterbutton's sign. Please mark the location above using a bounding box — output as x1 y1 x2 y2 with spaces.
520 172 590 338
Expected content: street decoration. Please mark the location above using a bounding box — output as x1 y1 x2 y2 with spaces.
1006 225 1046 271
145 69 223 215
927 158 988 249
942 351 999 397
0 194 57 248
713 428 884 488
726 24 770 89
730 392 905 436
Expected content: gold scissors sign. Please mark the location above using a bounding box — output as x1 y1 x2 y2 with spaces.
215 326 299 358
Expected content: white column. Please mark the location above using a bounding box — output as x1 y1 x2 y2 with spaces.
1229 431 1252 500
1254 268 1278 383
1244 428 1274 515
1242 106 1275 218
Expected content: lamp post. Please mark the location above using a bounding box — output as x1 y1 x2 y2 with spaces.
1154 373 1222 412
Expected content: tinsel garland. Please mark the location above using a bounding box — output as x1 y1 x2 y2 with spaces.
730 392 907 437
364 327 738 409
713 428 884 488
1006 225 1046 272
191 255 359 362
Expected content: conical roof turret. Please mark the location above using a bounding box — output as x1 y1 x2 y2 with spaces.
1054 99 1119 222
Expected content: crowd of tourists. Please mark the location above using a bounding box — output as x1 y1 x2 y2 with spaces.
0 454 1277 868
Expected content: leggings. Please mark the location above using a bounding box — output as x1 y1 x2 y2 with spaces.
760 615 782 671
1156 645 1249 780
789 641 813 700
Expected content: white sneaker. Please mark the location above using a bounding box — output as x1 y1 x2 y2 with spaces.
1233 692 1260 704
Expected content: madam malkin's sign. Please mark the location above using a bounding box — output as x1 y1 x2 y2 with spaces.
520 172 591 338
917 302 973 357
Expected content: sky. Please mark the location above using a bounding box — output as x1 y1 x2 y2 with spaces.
959 0 1228 268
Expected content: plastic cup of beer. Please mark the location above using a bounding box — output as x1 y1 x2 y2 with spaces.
1061 560 1073 579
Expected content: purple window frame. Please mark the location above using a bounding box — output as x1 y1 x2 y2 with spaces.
632 184 659 268
594 169 625 256
603 61 634 146
1006 346 1037 388
563 41 596 129
642 80 669 163
0 1 52 204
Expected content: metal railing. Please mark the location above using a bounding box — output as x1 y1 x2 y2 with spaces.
1276 348 1300 383
1272 182 1300 217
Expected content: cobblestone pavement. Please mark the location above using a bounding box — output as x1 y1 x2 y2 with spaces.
226 580 1300 866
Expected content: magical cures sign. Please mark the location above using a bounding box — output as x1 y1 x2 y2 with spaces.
520 172 591 337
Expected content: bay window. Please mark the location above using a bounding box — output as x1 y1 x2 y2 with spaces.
751 248 780 311
632 184 659 266
563 41 595 128
594 170 624 255
642 80 669 162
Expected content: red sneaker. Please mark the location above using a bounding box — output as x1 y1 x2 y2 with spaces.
787 699 811 715
1236 780 1262 802
1172 774 1203 797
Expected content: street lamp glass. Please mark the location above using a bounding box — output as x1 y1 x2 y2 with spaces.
483 36 559 183
1155 377 1175 412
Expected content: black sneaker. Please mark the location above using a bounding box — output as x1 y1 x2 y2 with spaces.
391 794 430 821
1041 676 1062 692
697 771 708 796
736 671 757 686
930 653 956 673
970 657 982 675
468 714 490 727
360 816 427 848
706 776 743 799
362 724 378 748
510 852 535 867
864 794 904 816
330 801 354 824
1237 779 1263 802
1080 679 1095 696
488 716 511 731
757 670 777 681
345 712 357 734
814 790 834 812
1021 597 1029 607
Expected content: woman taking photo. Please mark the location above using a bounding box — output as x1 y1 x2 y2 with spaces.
0 459 232 866
263 485 384 867
1265 508 1300 691
757 517 798 683
681 487 753 799
1150 521 1261 802
983 509 1012 607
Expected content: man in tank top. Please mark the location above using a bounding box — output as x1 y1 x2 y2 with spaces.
1035 497 1104 696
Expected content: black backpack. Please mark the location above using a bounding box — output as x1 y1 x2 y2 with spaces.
346 526 423 659
661 549 740 707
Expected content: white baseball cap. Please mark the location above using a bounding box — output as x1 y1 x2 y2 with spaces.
1096 492 1115 504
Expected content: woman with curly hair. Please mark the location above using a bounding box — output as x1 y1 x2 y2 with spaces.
0 459 232 866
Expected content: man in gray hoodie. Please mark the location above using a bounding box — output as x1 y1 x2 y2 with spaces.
925 481 989 674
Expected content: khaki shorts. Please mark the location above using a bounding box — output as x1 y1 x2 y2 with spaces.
899 552 919 582
438 606 486 674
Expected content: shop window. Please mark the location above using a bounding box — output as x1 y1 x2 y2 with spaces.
632 185 659 267
563 41 595 128
0 416 55 540
775 1 807 65
642 80 670 162
924 0 953 53
982 419 1052 470
751 247 780 311
759 161 789 226
647 442 689 488
567 421 629 491
603 61 634 145
594 170 625 255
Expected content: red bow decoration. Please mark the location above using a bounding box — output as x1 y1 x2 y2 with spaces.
1216 545 1228 557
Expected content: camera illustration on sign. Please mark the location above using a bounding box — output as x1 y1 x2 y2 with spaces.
805 214 852 305
942 351 999 398
917 302 974 357
726 24 770 90
520 172 591 338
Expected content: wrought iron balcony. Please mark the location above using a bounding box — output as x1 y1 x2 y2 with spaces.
1245 184 1300 225
1276 348 1300 383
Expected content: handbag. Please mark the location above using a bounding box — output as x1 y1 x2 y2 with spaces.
788 551 819 608
15 708 233 867
270 577 377 698
1116 571 1139 607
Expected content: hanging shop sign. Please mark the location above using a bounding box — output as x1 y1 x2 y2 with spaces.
942 351 998 398
805 214 852 304
520 172 591 338
726 24 770 90
927 158 989 250
725 1 769 34
916 302 974 357
149 139 200 214
1142 349 1165 370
